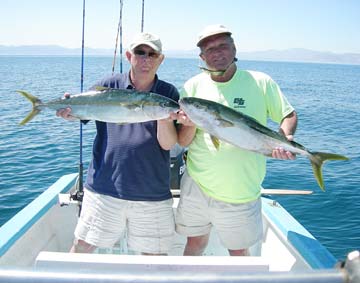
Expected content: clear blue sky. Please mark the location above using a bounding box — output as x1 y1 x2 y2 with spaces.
1 0 359 53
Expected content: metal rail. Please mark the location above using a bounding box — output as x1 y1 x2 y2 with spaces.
0 268 347 283
1 250 359 283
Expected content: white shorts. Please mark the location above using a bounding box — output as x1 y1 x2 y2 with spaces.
175 171 263 250
74 188 175 254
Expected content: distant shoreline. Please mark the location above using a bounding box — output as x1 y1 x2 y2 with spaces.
1 45 360 65
0 54 360 66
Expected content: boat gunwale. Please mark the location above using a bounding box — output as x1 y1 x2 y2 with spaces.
0 173 78 256
262 199 337 269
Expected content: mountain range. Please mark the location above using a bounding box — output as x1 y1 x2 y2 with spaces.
1 45 360 65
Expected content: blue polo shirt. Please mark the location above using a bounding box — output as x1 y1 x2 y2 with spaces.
85 73 179 201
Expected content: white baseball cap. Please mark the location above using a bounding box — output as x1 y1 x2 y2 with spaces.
129 32 162 53
197 24 232 47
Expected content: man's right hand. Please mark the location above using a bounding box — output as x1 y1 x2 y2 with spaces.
176 110 195 127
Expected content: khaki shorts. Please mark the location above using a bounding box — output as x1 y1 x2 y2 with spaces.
75 188 175 254
175 171 263 250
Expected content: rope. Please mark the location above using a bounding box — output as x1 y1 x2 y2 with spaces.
111 0 124 74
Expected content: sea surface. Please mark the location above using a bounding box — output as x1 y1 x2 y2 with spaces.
0 56 359 261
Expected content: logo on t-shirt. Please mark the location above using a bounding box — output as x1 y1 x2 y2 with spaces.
233 97 245 108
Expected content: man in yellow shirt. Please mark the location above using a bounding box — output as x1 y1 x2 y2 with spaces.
175 24 297 256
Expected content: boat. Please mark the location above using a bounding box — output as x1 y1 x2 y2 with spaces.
1 168 359 283
1 0 358 281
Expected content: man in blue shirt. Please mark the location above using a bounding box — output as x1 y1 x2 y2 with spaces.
57 32 179 255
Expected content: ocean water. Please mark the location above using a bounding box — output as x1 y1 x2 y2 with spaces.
0 56 359 261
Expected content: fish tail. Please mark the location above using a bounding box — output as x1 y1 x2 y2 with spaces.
309 152 349 191
17 90 42 125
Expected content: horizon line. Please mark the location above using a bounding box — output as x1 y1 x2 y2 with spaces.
1 44 360 55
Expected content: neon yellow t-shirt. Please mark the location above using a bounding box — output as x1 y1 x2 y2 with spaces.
181 69 294 203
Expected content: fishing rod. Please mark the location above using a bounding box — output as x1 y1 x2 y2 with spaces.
71 0 144 213
112 0 124 74
70 0 86 216
112 0 145 74
141 0 145 32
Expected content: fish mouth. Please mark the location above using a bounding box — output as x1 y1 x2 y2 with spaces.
178 98 189 109
199 66 226 76
199 58 238 76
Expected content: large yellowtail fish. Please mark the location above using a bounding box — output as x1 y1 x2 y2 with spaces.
179 97 349 191
17 89 179 125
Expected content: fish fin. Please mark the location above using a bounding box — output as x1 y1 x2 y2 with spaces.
95 86 112 91
210 135 220 150
216 118 234 127
309 152 349 191
17 90 42 125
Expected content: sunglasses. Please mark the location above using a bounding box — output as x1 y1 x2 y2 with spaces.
133 49 160 59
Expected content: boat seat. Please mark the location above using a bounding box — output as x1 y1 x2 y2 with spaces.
35 251 269 272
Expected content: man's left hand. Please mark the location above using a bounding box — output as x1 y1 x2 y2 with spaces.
272 135 296 160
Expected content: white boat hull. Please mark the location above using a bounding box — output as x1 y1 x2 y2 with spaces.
2 173 356 283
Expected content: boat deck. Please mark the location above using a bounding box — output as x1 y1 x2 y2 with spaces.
0 173 338 273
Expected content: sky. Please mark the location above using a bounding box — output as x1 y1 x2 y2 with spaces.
1 0 359 54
